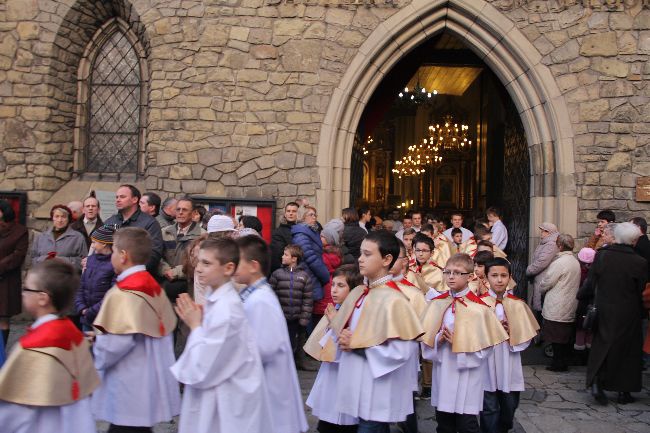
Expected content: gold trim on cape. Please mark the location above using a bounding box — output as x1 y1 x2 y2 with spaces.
93 285 177 337
394 280 427 317
303 315 337 362
407 260 448 293
0 340 100 406
420 293 509 353
482 295 540 347
330 284 424 349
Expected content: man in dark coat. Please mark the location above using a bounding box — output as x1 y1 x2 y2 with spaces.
70 195 103 248
0 200 28 345
269 201 299 274
585 222 648 405
631 217 650 279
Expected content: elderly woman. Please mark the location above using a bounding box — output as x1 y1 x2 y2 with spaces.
526 222 560 313
537 234 581 372
585 222 647 405
30 204 88 272
0 200 28 347
291 205 330 302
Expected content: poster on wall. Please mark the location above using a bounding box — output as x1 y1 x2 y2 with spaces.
0 191 27 225
193 197 276 243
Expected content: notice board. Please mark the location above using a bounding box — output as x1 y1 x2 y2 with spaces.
193 197 276 243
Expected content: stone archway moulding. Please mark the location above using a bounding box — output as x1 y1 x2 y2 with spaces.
316 0 578 239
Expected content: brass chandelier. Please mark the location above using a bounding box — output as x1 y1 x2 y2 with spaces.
428 114 472 152
392 138 442 179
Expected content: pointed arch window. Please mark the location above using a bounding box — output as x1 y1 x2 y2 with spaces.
75 18 147 176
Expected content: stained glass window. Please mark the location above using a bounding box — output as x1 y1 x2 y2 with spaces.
86 30 141 173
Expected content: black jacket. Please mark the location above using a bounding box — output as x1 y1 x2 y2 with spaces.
70 216 103 249
634 234 650 280
269 264 313 326
105 209 163 276
342 222 366 264
270 221 295 274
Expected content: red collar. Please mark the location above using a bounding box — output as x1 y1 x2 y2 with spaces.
399 278 416 287
117 271 162 297
20 318 83 350
385 280 402 293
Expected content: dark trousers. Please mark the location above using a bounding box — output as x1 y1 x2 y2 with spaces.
317 420 359 433
357 419 390 433
287 318 301 352
479 391 520 433
397 394 418 433
435 410 479 433
107 425 152 433
551 343 570 369
162 279 187 303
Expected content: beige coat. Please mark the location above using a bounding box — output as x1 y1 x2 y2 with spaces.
538 251 581 323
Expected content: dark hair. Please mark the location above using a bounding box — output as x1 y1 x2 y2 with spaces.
420 223 434 234
485 257 511 275
200 237 240 268
486 206 502 218
341 207 359 223
285 201 299 210
450 212 464 219
162 197 177 210
451 227 462 236
142 192 161 216
237 235 270 275
119 184 141 201
357 207 370 219
194 205 207 221
333 264 363 289
597 209 615 222
631 217 648 235
477 239 494 249
411 211 422 218
474 225 490 239
284 244 303 263
413 232 435 251
363 230 399 269
114 227 152 265
240 215 263 234
473 250 495 265
402 227 417 236
177 196 195 209
29 259 79 313
0 199 16 223
404 211 413 219
396 238 407 256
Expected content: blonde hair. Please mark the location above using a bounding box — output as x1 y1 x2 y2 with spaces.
445 253 474 273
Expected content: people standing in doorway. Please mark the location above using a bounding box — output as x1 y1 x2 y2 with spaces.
411 211 423 233
443 213 473 243
342 207 367 264
358 207 372 233
526 222 560 315
486 207 508 251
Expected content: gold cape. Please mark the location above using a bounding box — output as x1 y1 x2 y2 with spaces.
481 294 540 346
93 285 177 337
420 291 509 353
394 278 427 317
407 259 448 293
303 314 337 362
329 284 424 349
459 237 478 257
493 245 507 258
433 234 452 267
0 339 99 406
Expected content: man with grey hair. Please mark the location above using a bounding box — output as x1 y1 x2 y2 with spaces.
67 200 83 221
156 197 177 229
614 221 643 246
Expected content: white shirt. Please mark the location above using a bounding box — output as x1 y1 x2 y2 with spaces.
490 220 508 251
171 282 270 433
241 280 308 433
359 221 368 233
443 226 473 243
396 226 420 241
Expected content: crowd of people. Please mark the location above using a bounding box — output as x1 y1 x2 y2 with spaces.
0 186 648 433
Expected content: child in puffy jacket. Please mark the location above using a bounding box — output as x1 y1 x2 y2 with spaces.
74 224 117 330
269 244 313 354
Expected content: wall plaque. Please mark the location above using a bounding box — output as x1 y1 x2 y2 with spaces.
636 177 650 202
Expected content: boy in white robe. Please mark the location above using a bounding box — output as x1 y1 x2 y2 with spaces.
305 264 363 433
91 227 180 432
0 259 100 433
479 258 539 433
420 253 509 433
330 230 424 433
234 235 308 433
171 237 270 433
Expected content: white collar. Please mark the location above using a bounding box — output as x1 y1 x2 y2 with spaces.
451 287 471 298
32 313 58 329
117 265 147 282
207 281 235 302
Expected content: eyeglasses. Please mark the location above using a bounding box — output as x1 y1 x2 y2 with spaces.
442 270 471 277
397 256 409 261
414 249 431 254
305 213 317 217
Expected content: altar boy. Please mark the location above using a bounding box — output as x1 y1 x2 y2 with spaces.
420 253 508 433
234 235 308 433
330 230 424 431
171 237 269 433
479 258 539 433
0 259 100 433
92 227 180 432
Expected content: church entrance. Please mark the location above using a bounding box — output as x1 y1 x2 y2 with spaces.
349 32 531 289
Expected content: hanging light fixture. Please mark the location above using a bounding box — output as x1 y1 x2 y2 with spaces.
398 82 438 103
392 138 443 178
428 114 472 152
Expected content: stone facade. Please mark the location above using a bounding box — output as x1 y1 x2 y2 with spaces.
0 0 648 239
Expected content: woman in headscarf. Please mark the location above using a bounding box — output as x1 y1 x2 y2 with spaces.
30 204 88 272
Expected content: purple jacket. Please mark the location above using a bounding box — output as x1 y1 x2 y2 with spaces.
74 253 116 327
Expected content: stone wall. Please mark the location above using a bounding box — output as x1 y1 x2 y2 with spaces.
0 0 648 238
